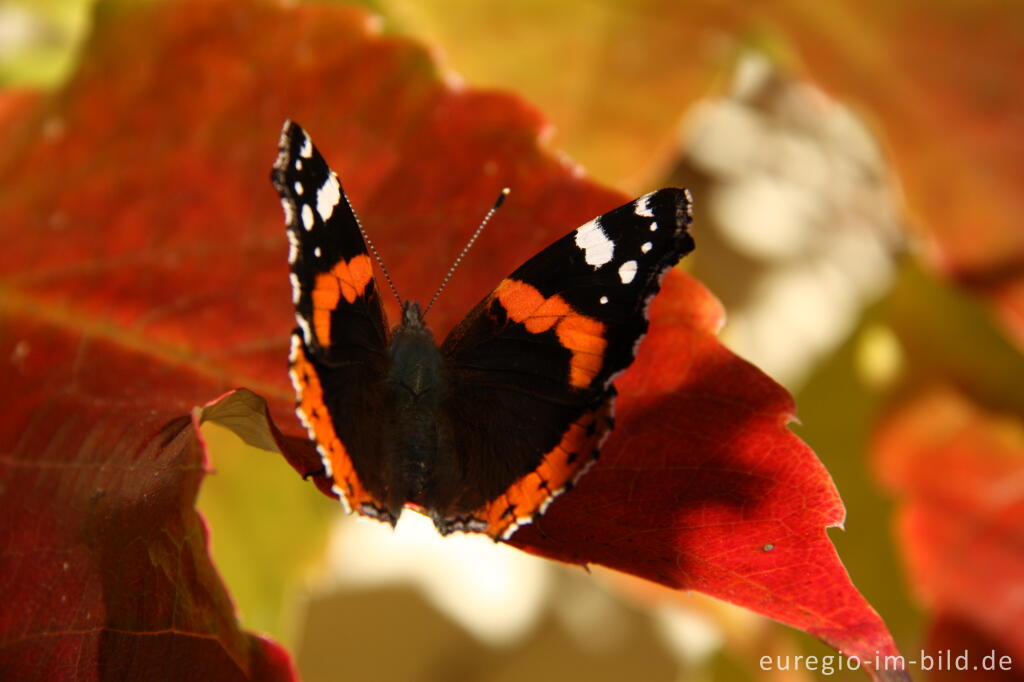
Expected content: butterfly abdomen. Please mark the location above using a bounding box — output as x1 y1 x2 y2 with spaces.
384 302 453 515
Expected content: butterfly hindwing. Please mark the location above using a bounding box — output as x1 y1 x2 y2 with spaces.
272 121 395 522
438 189 695 537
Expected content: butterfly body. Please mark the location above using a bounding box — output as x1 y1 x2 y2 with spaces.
273 121 694 539
382 301 450 522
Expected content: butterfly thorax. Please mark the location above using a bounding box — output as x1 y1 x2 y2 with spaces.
383 301 453 518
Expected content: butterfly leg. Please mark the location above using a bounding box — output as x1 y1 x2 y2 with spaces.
302 466 327 480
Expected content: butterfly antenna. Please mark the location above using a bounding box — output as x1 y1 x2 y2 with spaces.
349 195 402 305
424 187 510 316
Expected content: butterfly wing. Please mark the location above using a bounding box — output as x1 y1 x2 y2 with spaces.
272 121 397 523
437 189 694 538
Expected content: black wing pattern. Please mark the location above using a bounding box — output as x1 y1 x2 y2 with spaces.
272 121 395 522
437 189 695 537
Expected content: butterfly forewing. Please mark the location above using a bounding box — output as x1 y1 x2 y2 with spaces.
436 189 694 536
272 121 389 363
272 121 395 522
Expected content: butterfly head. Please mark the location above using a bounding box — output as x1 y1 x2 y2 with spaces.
401 300 426 329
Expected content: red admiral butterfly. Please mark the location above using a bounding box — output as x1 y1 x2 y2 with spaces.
272 121 694 539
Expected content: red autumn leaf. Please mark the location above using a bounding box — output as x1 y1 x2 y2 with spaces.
0 314 295 680
0 0 903 677
503 271 896 666
874 388 1024 666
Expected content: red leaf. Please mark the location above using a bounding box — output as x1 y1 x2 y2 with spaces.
507 271 903 673
875 388 1024 665
0 316 295 680
0 0 902 677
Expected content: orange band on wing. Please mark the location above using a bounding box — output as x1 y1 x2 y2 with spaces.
311 254 374 346
289 336 375 514
474 398 614 539
495 279 606 389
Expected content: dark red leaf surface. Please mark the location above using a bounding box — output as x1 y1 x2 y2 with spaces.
0 314 295 680
0 0 903 677
875 388 1024 667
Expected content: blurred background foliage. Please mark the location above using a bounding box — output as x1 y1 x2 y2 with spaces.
4 1 1021 680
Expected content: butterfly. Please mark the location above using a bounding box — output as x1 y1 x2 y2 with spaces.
272 121 694 539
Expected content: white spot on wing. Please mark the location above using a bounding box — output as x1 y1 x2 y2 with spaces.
618 260 638 284
635 193 656 217
301 204 314 231
317 173 341 222
641 241 652 254
574 218 614 268
320 449 335 481
289 273 302 304
287 230 300 264
294 181 304 195
299 134 313 158
295 159 303 171
280 198 295 225
288 334 305 385
600 295 609 305
296 314 313 346
314 246 322 258
331 483 352 514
